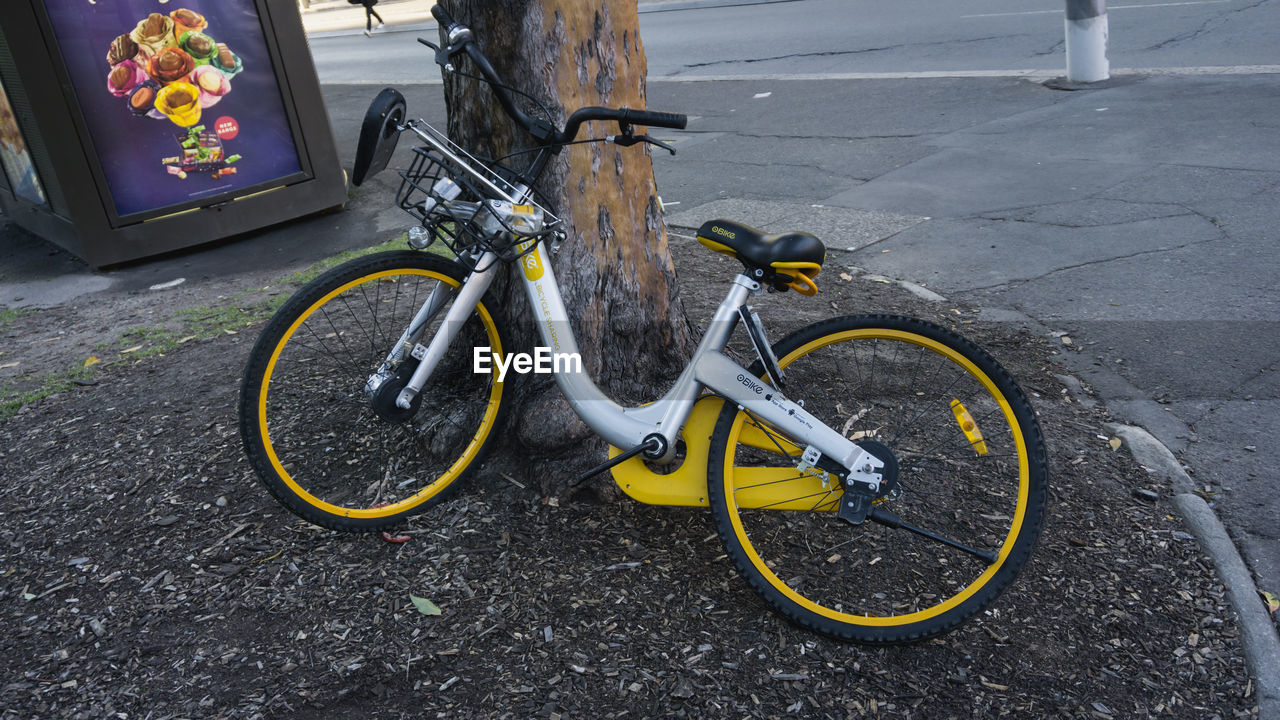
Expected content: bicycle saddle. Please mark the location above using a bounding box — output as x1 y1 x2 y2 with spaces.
695 219 826 295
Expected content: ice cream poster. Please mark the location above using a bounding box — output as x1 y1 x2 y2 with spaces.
43 0 304 219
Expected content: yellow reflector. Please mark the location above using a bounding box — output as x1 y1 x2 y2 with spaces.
950 399 988 455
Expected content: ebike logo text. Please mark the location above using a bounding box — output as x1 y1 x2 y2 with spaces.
737 373 765 394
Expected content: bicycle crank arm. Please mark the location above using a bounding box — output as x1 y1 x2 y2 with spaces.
396 252 499 409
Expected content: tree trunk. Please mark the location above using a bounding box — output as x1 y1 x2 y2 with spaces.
440 0 696 493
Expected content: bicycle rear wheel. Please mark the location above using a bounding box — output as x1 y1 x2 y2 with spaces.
707 314 1047 643
239 250 509 532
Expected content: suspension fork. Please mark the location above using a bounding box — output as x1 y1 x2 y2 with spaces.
393 251 501 410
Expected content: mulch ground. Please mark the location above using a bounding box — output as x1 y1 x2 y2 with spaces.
0 233 1260 719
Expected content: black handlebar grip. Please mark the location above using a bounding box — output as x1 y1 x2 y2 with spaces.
431 4 458 31
623 109 688 130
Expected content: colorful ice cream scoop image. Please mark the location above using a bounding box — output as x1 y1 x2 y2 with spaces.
192 66 231 108
148 47 196 85
107 61 147 98
155 81 202 127
106 9 253 181
161 124 242 180
211 43 243 78
106 34 140 67
130 13 177 57
179 32 218 67
170 8 208 38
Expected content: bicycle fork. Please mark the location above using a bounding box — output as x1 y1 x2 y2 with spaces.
363 275 458 400
360 251 500 411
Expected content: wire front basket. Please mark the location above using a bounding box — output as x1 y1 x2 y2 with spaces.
394 120 559 266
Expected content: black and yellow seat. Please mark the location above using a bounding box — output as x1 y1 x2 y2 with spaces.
695 219 826 295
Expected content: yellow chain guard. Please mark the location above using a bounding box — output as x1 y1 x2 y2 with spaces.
609 396 840 510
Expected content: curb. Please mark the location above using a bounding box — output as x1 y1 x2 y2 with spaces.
1109 423 1280 719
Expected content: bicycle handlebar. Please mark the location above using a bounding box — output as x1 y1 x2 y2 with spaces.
424 7 687 147
561 107 688 143
431 4 459 34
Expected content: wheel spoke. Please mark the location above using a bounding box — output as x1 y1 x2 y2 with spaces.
241 255 506 532
707 316 1046 643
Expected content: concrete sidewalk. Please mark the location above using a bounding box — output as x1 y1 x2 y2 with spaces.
296 0 768 37
300 0 435 37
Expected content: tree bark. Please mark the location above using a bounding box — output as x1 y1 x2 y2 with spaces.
440 0 696 492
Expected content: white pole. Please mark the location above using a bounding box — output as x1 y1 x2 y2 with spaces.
1065 0 1109 83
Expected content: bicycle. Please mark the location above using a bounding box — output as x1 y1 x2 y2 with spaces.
238 6 1048 644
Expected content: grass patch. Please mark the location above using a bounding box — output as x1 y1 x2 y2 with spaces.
0 364 97 419
286 236 407 286
0 236 444 419
0 308 33 327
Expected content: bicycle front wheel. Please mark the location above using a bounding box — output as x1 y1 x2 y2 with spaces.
707 314 1047 643
239 251 509 532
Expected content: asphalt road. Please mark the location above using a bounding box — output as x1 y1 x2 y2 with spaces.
306 0 1280 82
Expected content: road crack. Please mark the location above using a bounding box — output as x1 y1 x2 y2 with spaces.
673 36 1013 74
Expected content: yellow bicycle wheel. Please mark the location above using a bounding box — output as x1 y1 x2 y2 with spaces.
707 314 1047 643
239 251 508 532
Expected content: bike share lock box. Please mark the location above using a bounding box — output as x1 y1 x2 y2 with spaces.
0 0 348 268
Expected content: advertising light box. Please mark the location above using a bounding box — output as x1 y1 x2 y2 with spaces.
42 1 305 222
0 0 347 267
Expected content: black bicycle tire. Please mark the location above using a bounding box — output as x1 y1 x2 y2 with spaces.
707 313 1048 644
238 250 511 532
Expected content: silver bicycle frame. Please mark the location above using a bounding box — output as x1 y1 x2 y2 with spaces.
387 119 875 474
394 237 875 477
509 241 874 474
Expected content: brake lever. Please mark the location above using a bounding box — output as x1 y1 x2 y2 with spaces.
642 135 677 155
610 134 677 156
417 37 465 72
437 47 457 72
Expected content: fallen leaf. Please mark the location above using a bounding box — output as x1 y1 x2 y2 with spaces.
120 344 144 354
84 356 101 367
1109 437 1122 451
0 361 18 369
409 593 442 616
839 272 853 282
1262 590 1279 614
